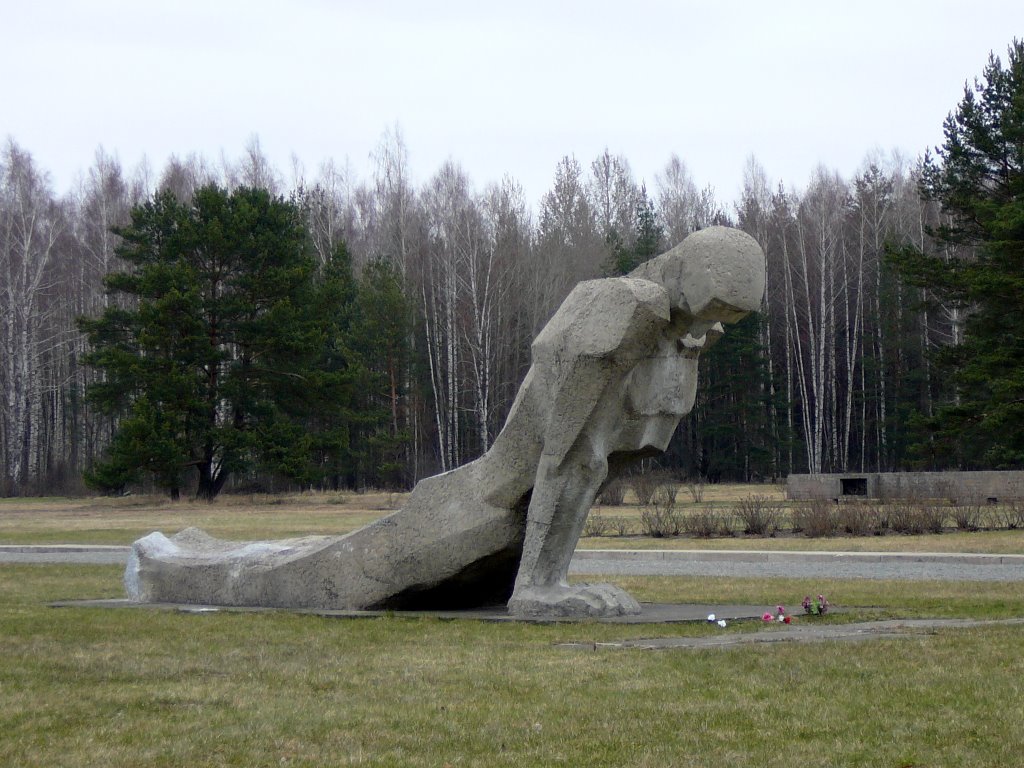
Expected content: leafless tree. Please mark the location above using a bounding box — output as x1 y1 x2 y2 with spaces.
0 140 66 491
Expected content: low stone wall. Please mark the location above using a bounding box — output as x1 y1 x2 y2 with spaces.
786 471 1024 501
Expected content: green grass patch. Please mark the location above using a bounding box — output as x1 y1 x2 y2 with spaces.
2 565 1024 766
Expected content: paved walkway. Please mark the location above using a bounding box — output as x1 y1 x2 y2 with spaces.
570 548 1024 582
556 617 1024 650
4 544 1024 581
0 545 130 565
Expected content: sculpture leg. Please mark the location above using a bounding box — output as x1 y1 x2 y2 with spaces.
507 447 641 617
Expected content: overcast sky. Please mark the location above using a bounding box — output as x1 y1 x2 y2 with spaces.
3 1 1022 207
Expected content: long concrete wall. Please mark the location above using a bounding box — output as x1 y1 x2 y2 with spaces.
786 471 1024 501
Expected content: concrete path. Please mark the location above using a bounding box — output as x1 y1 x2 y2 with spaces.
4 544 1024 581
570 548 1024 582
0 544 130 565
50 598 775 624
556 617 1024 650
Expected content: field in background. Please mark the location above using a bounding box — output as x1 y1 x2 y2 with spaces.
0 491 398 545
2 483 1024 554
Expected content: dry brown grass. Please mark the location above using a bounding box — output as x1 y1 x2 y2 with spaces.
5 484 1024 555
0 491 402 545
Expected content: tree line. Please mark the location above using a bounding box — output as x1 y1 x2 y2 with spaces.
2 41 1021 498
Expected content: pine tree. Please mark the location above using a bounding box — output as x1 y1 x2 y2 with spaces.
890 40 1024 468
79 185 365 499
687 314 779 482
604 189 664 275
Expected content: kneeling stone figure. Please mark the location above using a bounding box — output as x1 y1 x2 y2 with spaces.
126 226 765 618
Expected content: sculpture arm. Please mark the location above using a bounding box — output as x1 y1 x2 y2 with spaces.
530 276 671 465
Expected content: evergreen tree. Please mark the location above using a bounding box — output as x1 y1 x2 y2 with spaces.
79 185 364 499
604 189 664 275
676 314 779 482
890 40 1024 468
352 258 413 487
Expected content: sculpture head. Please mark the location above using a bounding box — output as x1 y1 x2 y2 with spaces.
629 226 766 323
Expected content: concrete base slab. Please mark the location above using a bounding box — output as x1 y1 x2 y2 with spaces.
558 617 1024 650
49 598 773 624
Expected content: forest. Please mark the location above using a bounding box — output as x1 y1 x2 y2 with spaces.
2 42 1021 498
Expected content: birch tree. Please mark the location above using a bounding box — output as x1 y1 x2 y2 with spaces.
0 141 66 491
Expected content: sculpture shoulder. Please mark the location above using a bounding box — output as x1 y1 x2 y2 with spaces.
531 277 670 362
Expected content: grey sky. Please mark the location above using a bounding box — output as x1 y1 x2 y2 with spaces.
3 1 1022 207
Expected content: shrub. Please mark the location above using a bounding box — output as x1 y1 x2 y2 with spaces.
582 512 611 537
609 516 633 536
629 472 661 506
597 479 626 506
735 494 781 536
887 500 920 534
639 486 683 537
685 476 706 504
683 506 725 538
995 499 1024 530
655 474 679 505
951 499 984 531
921 503 947 534
836 501 885 536
640 507 683 537
888 501 945 534
791 500 839 538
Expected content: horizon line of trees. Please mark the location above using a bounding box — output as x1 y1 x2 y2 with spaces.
2 40 1020 498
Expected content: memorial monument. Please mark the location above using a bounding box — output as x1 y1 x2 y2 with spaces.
126 226 766 617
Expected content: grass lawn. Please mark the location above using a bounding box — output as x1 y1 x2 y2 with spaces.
2 564 1024 766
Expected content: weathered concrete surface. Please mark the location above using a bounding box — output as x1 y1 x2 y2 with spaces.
556 618 1024 650
52 598 777 625
787 470 1024 501
569 549 1024 582
126 226 766 617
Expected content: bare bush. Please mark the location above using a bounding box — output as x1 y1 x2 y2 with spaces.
886 500 919 534
683 506 725 538
951 499 984 531
639 486 683 537
995 499 1024 530
629 472 661 506
836 501 885 536
655 474 679 504
609 516 632 536
735 494 781 536
597 479 626 506
640 507 683 537
921 503 947 533
888 501 945 534
685 476 706 504
582 512 611 537
791 500 839 537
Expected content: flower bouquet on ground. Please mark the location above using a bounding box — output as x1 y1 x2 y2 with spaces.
802 594 829 616
762 605 792 624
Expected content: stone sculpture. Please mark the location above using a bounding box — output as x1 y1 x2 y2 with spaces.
126 226 766 617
